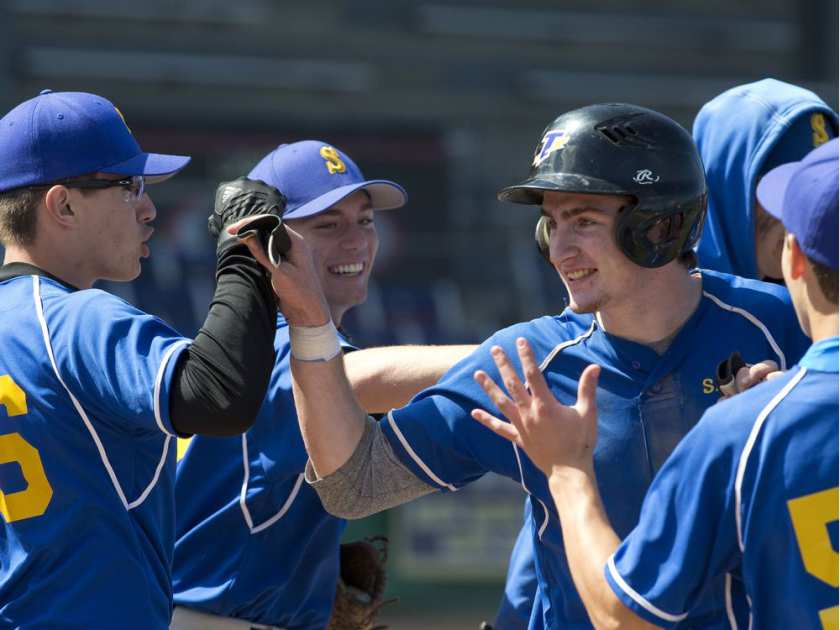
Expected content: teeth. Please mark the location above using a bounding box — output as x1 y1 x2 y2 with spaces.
567 269 595 280
329 263 364 275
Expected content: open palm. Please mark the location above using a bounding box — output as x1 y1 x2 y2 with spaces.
471 337 601 477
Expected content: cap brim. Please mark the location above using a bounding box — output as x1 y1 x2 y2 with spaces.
100 152 192 183
284 180 407 220
756 162 799 220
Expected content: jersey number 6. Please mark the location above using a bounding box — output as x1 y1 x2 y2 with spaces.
0 375 54 523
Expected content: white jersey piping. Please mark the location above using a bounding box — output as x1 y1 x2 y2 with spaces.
33 276 174 511
702 291 787 370
606 555 689 623
725 572 739 629
153 340 189 438
734 367 806 551
512 443 551 541
538 320 597 372
238 433 306 534
386 410 458 492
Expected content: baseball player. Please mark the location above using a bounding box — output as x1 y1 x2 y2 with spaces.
496 78 840 627
695 78 837 280
475 138 839 629
172 140 474 630
0 90 283 628
238 103 811 629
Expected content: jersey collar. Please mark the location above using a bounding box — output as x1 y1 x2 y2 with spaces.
799 336 839 373
0 262 80 291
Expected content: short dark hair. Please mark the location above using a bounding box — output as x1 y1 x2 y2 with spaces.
0 188 43 246
808 255 838 305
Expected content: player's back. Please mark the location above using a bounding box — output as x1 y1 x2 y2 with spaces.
0 274 179 629
739 359 839 629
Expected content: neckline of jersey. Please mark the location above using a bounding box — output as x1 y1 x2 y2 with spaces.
799 336 839 373
0 261 79 291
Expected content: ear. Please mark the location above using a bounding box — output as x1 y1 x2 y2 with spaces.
43 185 78 229
784 233 808 280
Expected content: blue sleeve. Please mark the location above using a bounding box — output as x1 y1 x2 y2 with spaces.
381 325 539 490
604 404 744 627
47 288 190 436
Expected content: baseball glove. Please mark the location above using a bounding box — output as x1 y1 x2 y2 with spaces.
715 351 747 397
328 536 397 630
208 177 290 264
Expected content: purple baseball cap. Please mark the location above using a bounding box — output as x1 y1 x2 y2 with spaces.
247 140 407 220
757 138 838 270
0 90 191 192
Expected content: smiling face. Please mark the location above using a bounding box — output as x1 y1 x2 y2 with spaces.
286 190 379 325
541 190 644 315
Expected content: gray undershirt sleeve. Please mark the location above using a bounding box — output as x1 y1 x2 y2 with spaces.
304 415 438 519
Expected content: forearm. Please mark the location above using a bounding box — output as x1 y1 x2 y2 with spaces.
549 468 657 630
345 344 477 413
305 415 437 518
292 351 369 477
170 244 276 436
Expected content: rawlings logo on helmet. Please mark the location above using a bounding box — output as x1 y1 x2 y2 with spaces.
532 130 570 167
633 169 660 185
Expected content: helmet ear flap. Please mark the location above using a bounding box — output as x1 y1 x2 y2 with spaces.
535 215 551 263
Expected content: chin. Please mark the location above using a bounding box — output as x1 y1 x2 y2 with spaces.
566 292 601 314
103 266 142 283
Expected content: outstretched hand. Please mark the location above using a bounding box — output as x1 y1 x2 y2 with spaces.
471 337 601 477
228 218 331 327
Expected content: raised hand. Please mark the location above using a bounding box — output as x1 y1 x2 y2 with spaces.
470 337 601 476
228 218 331 327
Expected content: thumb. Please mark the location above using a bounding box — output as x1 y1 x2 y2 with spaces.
239 233 276 270
575 364 601 417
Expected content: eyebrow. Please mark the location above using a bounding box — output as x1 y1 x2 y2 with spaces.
318 203 374 217
540 206 606 218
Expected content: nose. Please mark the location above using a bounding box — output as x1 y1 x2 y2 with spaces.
547 221 578 265
137 193 157 224
341 222 369 251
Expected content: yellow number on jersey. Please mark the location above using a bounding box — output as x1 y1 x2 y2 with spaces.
0 375 54 522
788 486 839 629
320 146 346 175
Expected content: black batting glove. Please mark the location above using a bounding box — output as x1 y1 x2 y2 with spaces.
209 177 291 263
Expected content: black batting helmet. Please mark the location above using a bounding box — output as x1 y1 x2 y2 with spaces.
498 103 707 268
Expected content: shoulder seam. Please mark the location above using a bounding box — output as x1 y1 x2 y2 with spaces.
538 320 597 372
702 290 787 369
33 276 174 511
734 367 807 551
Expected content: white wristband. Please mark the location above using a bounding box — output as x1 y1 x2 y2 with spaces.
289 321 341 362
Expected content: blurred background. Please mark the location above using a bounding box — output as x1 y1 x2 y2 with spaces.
4 1 837 626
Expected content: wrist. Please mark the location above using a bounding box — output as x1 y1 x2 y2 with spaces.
290 320 341 362
547 465 597 499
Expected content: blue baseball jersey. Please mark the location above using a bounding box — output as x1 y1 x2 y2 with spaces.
173 314 353 629
607 337 839 629
495 501 539 630
0 271 189 629
380 270 809 629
